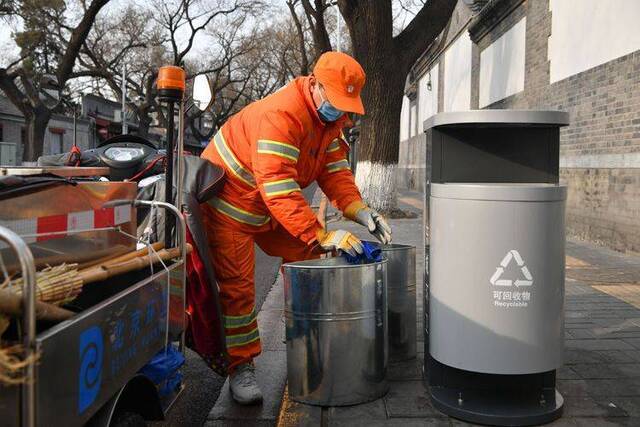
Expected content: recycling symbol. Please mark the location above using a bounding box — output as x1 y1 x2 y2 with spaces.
489 250 533 287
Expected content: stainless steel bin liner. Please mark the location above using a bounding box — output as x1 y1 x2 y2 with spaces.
429 183 566 375
381 244 417 361
283 257 388 406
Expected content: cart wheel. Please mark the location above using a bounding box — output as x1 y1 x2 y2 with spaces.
110 411 146 427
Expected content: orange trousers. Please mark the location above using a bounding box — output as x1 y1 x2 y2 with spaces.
202 205 318 372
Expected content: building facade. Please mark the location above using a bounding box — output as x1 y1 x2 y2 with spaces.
399 0 640 253
0 94 94 165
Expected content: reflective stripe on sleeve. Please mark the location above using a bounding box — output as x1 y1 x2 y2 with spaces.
213 131 256 187
263 178 301 197
257 140 300 162
208 197 270 226
226 327 260 348
326 139 342 153
224 307 257 328
326 159 350 173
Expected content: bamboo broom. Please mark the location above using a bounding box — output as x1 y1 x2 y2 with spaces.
6 263 83 305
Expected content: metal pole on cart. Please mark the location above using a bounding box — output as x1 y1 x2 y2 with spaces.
0 226 37 427
156 66 186 248
155 66 187 352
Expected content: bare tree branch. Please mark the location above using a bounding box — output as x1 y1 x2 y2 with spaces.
57 0 110 83
286 0 310 75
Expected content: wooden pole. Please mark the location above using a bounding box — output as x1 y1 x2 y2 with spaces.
0 289 74 322
78 242 164 270
78 244 191 285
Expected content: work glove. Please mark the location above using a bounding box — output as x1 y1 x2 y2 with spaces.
343 200 392 245
316 228 364 257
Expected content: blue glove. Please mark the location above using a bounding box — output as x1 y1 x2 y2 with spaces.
341 241 383 264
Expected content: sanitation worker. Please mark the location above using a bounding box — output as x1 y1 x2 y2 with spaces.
200 51 392 405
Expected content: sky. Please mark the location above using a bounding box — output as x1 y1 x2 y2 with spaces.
1 0 423 69
0 0 224 68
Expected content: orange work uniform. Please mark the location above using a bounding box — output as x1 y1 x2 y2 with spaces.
200 75 363 371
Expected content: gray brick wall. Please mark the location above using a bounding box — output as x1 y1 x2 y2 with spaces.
399 0 640 253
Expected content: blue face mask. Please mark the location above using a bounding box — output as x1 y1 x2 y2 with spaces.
317 88 344 122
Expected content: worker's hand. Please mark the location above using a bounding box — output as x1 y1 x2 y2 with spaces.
316 228 364 257
343 200 392 245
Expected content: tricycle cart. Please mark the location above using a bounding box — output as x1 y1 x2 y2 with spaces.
0 191 188 427
0 65 224 427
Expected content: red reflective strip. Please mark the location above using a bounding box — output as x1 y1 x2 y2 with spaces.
36 214 67 241
94 207 115 228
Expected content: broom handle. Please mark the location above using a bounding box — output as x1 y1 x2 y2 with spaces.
0 288 74 322
79 242 165 270
78 244 191 285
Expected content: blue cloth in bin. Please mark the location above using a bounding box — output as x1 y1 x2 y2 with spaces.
139 345 185 397
341 241 383 264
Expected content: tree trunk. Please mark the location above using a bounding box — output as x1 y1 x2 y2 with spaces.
23 106 51 162
341 2 406 212
354 72 405 212
338 0 456 213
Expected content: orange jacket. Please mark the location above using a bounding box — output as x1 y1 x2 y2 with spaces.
201 76 362 245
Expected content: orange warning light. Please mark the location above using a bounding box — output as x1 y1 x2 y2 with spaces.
157 66 186 93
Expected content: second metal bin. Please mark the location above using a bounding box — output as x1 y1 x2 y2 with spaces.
381 244 417 361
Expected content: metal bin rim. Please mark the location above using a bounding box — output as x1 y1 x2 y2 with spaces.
283 257 387 270
377 243 415 252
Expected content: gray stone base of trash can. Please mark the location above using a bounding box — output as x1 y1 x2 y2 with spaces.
425 357 564 426
430 387 563 426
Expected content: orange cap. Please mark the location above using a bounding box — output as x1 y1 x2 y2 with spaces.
157 65 186 92
313 52 366 115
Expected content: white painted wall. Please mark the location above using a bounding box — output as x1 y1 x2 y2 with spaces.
400 95 410 141
479 17 527 107
548 0 640 83
418 63 439 130
443 32 472 111
409 103 418 137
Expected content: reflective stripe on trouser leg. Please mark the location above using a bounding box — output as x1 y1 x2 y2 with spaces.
224 306 257 328
226 324 260 348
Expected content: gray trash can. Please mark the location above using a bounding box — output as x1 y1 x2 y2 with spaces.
424 110 570 426
283 257 388 406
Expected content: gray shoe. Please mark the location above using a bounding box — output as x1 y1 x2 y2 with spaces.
229 363 263 405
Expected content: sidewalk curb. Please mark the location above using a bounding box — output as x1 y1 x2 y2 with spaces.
205 273 288 427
